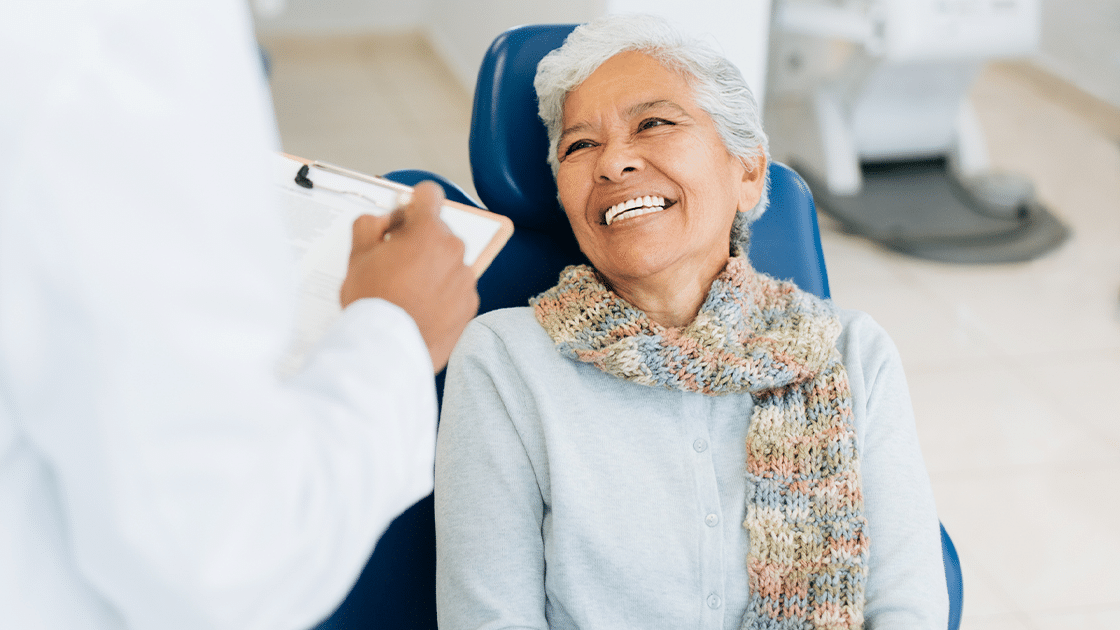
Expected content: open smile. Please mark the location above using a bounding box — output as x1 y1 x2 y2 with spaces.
603 196 677 226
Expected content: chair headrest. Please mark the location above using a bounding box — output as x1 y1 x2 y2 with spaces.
469 24 577 232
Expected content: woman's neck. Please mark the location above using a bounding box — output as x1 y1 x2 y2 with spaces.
607 257 730 328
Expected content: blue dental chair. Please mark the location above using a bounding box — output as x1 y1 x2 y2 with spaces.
317 22 962 630
468 24 962 630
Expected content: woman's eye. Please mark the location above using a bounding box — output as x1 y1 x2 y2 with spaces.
563 140 595 157
638 118 674 131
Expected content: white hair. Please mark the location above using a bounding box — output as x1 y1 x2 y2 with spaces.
533 13 771 244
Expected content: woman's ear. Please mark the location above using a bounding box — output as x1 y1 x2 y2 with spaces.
736 152 767 214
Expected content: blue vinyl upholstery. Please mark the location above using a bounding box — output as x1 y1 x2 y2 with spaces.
942 522 965 630
380 169 480 207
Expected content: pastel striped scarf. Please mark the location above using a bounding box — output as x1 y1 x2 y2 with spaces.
532 256 869 630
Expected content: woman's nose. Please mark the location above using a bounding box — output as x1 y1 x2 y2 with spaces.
594 140 643 182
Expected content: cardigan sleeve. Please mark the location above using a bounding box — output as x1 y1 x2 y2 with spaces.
435 319 549 630
839 310 950 630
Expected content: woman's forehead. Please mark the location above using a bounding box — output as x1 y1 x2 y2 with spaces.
562 52 698 122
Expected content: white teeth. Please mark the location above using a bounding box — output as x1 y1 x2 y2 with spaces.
605 195 667 226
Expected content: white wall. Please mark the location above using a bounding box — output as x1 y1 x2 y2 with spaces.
253 0 606 91
425 0 604 93
1036 0 1120 109
254 0 773 102
425 0 772 100
605 0 773 104
254 0 1120 114
254 0 433 34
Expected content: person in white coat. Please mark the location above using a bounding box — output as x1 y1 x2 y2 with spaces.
0 2 477 629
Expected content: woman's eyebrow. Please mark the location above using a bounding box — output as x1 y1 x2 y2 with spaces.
559 122 591 142
626 99 691 119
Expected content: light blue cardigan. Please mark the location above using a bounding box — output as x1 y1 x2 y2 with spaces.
436 306 948 630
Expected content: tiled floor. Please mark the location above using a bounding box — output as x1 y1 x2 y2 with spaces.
259 33 1120 630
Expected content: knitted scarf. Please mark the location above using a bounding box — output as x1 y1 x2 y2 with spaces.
531 256 869 630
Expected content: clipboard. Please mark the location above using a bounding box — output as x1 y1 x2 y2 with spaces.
276 153 512 276
274 153 513 376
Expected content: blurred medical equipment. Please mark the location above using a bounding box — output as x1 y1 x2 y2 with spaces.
768 0 1069 263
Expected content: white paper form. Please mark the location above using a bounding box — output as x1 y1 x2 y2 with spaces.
273 154 512 376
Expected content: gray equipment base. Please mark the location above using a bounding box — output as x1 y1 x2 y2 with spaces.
796 159 1070 264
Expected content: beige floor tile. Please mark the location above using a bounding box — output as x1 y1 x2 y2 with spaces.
911 359 1120 474
378 62 473 129
899 255 1120 357
1028 606 1120 630
819 229 1005 373
817 227 910 289
833 279 998 373
270 72 393 133
1011 351 1120 447
932 464 1120 614
959 616 1036 630
363 35 473 126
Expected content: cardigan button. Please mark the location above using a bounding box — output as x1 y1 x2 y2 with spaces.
693 439 708 453
707 593 722 609
705 513 719 527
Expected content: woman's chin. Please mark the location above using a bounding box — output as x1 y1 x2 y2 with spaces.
594 249 688 288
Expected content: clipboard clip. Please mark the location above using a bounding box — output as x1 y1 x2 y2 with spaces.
294 164 315 189
293 163 410 212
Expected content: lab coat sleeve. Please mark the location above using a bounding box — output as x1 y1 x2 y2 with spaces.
0 2 435 630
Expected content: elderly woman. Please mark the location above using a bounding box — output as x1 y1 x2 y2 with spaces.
435 14 947 630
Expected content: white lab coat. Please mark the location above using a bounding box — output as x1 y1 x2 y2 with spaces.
0 2 437 629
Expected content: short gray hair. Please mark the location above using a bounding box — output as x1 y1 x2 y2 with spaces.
534 13 771 244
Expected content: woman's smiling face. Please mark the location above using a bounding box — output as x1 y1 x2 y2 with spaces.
555 51 764 294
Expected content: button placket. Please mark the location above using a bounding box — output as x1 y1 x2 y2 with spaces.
683 392 724 627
